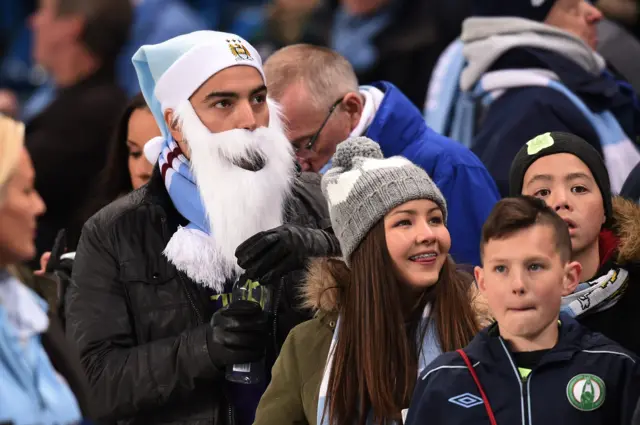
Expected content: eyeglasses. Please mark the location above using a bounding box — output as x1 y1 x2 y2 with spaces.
293 97 344 154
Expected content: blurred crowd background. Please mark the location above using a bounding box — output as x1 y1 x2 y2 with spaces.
1 0 640 264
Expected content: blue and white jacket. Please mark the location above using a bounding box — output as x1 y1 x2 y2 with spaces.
405 315 640 425
361 81 500 266
425 18 640 196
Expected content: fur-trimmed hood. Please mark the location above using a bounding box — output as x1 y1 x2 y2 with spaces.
611 196 640 264
302 258 493 327
302 258 343 314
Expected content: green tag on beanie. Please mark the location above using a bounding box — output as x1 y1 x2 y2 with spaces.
527 133 555 155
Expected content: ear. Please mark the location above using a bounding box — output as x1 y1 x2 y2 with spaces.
342 92 364 133
164 109 190 159
164 109 181 140
561 261 582 296
474 266 486 292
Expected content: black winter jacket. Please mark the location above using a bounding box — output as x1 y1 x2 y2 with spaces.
65 168 330 425
406 315 640 425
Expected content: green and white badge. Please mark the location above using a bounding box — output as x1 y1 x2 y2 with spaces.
566 374 606 411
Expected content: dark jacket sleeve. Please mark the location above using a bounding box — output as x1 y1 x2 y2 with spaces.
473 87 602 196
65 218 220 421
274 172 331 347
42 312 96 420
620 356 640 425
289 172 331 230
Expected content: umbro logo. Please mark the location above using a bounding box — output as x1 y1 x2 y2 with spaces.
448 393 483 408
531 0 546 6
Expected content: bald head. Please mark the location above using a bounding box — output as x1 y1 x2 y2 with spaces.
264 44 359 111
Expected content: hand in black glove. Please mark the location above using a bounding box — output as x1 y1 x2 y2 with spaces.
235 224 341 283
208 300 268 369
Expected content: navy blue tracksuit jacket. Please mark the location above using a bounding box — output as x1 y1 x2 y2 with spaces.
406 316 640 425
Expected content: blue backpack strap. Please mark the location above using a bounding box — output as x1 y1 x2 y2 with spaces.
424 38 465 135
449 82 494 149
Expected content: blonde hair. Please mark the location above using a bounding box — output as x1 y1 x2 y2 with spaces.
0 115 25 199
264 44 359 111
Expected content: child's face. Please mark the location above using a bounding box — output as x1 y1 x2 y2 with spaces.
475 224 580 347
521 153 605 256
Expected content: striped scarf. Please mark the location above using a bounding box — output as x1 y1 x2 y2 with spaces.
159 138 209 234
158 138 235 292
317 304 441 425
561 267 629 318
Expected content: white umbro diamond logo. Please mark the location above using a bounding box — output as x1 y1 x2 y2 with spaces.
531 0 546 6
448 393 484 408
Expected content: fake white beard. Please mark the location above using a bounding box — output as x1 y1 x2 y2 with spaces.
163 99 295 291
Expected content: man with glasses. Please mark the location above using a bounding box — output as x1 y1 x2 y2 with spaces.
264 44 500 266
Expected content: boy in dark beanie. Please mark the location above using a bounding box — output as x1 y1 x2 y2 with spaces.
510 131 640 356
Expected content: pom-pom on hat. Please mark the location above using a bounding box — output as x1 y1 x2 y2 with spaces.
321 137 447 263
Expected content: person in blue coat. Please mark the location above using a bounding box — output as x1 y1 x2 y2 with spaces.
264 44 500 266
425 0 640 196
405 196 640 425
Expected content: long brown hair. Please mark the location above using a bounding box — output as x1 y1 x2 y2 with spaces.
325 220 479 425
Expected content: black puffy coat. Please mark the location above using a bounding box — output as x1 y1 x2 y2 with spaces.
65 168 330 425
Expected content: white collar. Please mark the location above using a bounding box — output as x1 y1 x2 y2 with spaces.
350 85 385 137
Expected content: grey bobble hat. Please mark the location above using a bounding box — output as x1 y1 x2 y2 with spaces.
321 137 447 264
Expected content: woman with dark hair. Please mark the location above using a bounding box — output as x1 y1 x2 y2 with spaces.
99 92 159 200
253 137 490 425
62 93 159 249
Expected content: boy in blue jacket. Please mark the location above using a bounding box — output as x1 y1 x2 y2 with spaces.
405 196 640 425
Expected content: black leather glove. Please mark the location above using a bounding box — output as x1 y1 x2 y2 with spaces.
235 224 341 283
207 300 268 369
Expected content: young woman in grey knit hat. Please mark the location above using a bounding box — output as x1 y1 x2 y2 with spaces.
254 137 491 425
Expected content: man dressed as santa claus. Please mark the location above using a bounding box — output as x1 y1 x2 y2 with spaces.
65 31 338 425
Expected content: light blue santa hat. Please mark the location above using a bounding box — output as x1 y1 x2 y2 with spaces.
132 30 265 161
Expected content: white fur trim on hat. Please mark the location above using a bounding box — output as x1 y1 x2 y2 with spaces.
155 38 265 113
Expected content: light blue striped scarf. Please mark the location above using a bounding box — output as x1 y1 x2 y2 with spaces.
158 138 236 291
158 138 209 234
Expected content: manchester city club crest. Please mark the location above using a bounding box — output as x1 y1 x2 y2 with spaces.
227 39 253 61
566 374 606 411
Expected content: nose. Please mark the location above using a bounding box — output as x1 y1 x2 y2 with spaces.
138 169 152 184
34 190 46 216
136 157 153 181
296 158 311 172
549 188 572 213
236 101 257 131
510 269 527 295
415 220 436 245
584 1 603 23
